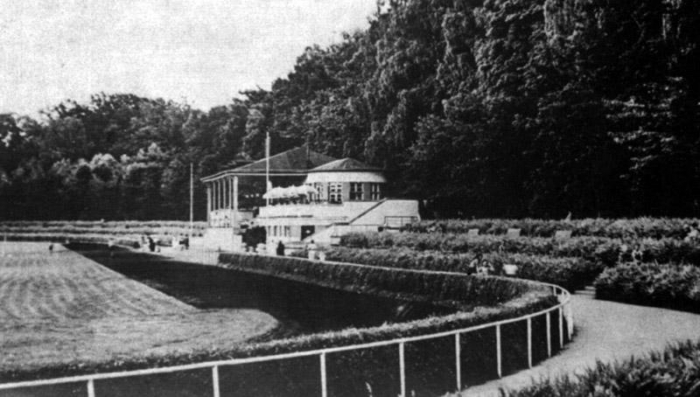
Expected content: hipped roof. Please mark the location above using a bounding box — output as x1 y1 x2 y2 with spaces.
309 158 382 173
201 146 336 182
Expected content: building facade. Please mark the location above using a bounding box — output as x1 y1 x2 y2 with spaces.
201 147 419 251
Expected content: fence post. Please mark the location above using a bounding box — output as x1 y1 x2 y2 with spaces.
496 325 502 378
320 353 328 397
546 313 552 358
455 333 461 391
566 302 574 340
212 366 220 397
527 318 532 369
87 379 95 397
399 342 406 397
559 307 564 348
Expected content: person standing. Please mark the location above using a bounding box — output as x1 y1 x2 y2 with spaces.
307 240 318 260
276 241 285 256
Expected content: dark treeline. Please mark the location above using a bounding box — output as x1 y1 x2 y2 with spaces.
1 0 699 220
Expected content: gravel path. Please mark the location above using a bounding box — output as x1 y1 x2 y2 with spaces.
459 292 700 396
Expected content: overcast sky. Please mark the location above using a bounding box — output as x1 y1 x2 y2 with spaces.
0 0 377 116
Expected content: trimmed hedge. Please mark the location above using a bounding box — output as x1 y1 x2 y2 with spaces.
503 340 700 397
2 233 140 248
595 262 700 313
404 217 699 239
340 232 700 266
291 247 601 292
0 222 206 238
0 220 207 229
218 253 546 308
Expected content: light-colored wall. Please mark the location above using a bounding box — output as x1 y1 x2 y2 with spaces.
209 210 254 228
258 201 375 223
305 171 386 184
201 228 242 251
351 200 420 226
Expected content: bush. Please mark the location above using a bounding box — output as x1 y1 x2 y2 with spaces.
340 232 700 267
218 253 546 308
3 233 140 248
0 220 207 237
295 247 602 291
503 340 700 397
403 217 699 239
595 262 700 312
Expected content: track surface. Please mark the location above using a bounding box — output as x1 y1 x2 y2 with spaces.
459 292 700 396
0 243 278 374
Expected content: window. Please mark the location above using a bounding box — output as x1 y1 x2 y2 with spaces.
284 226 291 237
370 183 381 200
329 182 342 204
314 183 323 201
350 183 364 201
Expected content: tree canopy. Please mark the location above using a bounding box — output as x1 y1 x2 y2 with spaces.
1 0 698 220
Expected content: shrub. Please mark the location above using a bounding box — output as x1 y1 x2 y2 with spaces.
340 232 700 266
503 340 700 397
290 247 601 291
403 217 699 239
0 220 207 237
3 233 140 248
595 262 700 312
218 253 546 308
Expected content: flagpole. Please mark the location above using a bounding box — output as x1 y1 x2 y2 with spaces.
189 162 194 242
265 132 270 207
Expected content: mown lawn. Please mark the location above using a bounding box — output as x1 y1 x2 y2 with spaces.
0 242 278 377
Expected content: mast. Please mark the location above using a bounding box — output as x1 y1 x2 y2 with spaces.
265 132 271 206
189 162 194 241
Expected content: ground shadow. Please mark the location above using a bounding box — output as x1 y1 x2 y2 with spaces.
69 244 456 336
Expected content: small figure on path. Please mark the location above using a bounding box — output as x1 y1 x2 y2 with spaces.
468 254 481 275
307 239 318 260
147 236 156 252
276 241 285 256
48 243 54 253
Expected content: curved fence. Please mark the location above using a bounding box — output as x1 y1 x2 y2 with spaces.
0 253 573 397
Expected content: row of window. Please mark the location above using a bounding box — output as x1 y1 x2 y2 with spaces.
315 182 381 203
268 225 292 238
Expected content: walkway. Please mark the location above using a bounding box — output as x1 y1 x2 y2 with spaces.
157 248 700 396
460 292 700 396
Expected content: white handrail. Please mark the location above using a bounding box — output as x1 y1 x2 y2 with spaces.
0 256 572 394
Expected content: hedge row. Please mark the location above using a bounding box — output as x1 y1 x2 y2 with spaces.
291 247 601 292
0 224 205 238
504 339 700 397
340 232 700 266
218 253 547 308
404 217 699 239
595 262 700 313
2 233 140 248
0 220 207 229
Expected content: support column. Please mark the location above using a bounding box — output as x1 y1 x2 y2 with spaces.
206 184 212 226
228 177 233 228
225 178 230 209
213 180 218 212
233 176 238 217
216 180 221 211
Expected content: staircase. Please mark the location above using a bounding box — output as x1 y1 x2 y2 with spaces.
577 285 596 298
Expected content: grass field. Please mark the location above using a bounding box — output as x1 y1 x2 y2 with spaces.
0 242 278 377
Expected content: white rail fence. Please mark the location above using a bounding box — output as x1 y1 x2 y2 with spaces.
0 258 572 397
